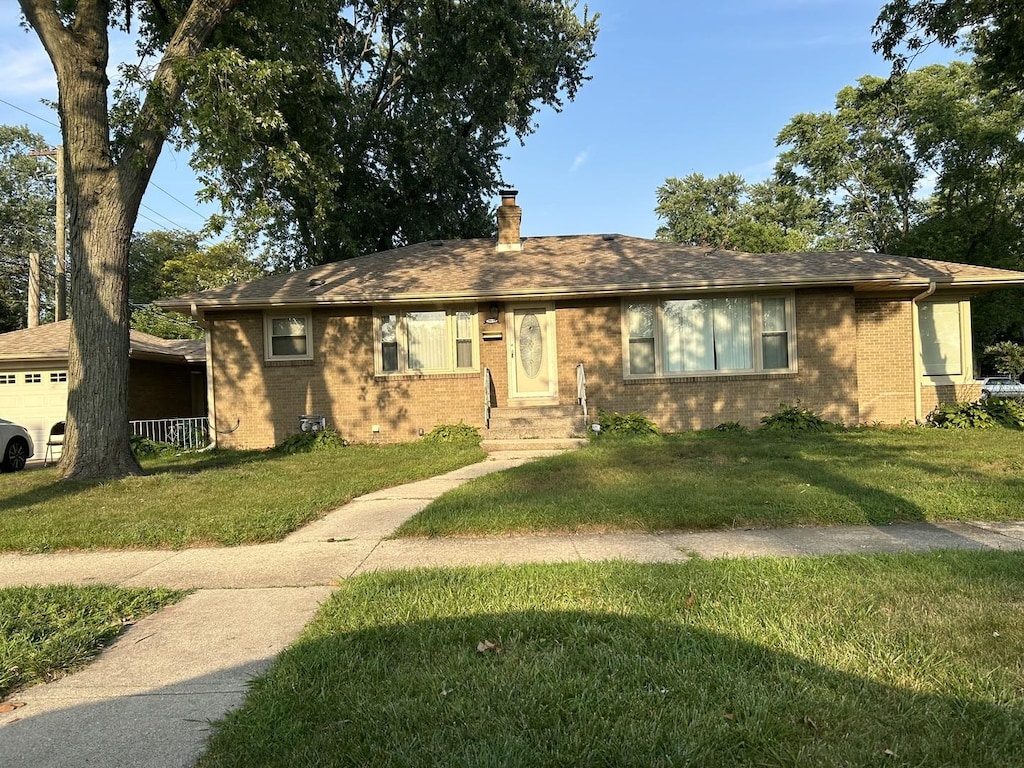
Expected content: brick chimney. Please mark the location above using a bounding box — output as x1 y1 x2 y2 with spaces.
496 189 522 253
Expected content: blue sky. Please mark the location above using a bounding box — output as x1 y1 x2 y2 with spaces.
1 0 955 243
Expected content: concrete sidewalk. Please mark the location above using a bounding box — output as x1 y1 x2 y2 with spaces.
3 450 1024 767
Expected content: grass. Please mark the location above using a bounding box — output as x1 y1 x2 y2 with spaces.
1 585 184 699
395 428 1024 536
197 553 1024 767
0 442 484 552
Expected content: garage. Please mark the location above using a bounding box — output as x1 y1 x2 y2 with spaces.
0 320 207 463
0 366 68 456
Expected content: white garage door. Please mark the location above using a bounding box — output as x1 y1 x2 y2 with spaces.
0 368 69 458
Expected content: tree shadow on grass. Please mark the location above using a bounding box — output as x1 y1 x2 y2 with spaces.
198 607 1023 767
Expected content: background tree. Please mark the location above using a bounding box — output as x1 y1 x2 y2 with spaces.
183 0 599 267
655 173 817 252
0 125 56 331
19 0 596 480
775 73 926 252
874 0 1024 91
128 229 264 339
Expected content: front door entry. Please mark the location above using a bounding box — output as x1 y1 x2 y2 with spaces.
507 304 558 401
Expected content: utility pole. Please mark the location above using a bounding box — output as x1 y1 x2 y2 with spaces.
28 146 67 321
28 251 40 327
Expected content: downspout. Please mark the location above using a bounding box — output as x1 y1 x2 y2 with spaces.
191 302 216 449
911 281 937 423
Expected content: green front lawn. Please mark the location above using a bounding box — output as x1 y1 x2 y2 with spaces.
396 429 1024 536
0 443 484 552
197 553 1024 767
1 585 184 699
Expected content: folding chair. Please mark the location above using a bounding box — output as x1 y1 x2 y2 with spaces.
44 421 65 466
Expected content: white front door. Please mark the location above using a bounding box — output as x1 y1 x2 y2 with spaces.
507 304 558 401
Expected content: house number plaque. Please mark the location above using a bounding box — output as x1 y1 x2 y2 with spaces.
519 314 543 378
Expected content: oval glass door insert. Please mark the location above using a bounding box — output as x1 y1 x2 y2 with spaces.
519 314 543 378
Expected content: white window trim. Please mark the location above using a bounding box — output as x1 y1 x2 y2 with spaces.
620 293 798 379
264 311 314 362
373 306 480 376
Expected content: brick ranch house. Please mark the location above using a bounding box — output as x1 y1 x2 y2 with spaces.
160 191 1024 450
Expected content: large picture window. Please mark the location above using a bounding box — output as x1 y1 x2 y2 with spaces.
264 313 313 361
376 307 478 375
624 294 794 377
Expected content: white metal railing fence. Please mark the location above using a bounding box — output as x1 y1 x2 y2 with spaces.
483 367 494 429
576 362 588 420
130 416 211 450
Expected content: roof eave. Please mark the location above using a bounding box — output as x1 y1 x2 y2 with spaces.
159 274 921 312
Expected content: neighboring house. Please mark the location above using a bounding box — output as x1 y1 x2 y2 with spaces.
0 320 207 451
159 190 1024 450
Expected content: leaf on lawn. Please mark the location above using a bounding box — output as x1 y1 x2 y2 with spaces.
685 591 696 609
0 701 26 713
477 639 502 654
884 748 897 757
724 712 735 721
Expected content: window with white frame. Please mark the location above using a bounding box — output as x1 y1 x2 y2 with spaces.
624 294 795 377
50 371 68 383
376 307 478 374
264 313 313 360
918 300 963 376
24 373 42 383
0 374 15 385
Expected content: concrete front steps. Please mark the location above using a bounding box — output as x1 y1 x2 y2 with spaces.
481 404 589 453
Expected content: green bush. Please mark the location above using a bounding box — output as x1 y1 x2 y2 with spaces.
760 402 834 432
597 410 660 437
274 428 347 454
422 422 481 444
928 398 1024 429
712 421 748 433
130 435 176 458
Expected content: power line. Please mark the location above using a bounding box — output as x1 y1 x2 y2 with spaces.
149 181 207 219
3 97 212 232
139 202 189 231
0 97 60 129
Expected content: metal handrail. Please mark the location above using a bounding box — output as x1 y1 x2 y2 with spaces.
576 362 588 420
483 367 494 429
129 416 211 450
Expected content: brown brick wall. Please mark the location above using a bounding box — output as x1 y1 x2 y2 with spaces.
854 297 916 425
208 290 958 447
209 307 487 449
560 290 859 431
128 360 204 420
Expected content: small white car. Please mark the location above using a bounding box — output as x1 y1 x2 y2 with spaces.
0 417 34 472
979 376 1024 399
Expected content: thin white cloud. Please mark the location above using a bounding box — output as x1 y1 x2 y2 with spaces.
569 150 589 173
0 43 56 97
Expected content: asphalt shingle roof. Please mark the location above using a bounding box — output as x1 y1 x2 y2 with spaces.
0 320 205 363
155 234 1024 311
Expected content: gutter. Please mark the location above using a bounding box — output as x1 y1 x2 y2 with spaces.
911 280 937 423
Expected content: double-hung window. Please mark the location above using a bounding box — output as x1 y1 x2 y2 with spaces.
376 308 478 375
624 294 794 377
264 313 313 361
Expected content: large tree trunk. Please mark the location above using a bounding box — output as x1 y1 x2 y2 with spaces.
63 173 145 479
19 0 241 480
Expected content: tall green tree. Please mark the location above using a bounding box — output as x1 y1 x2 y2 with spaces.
0 125 56 332
19 0 596 480
128 229 263 339
874 0 1024 91
183 0 599 266
775 73 926 253
655 173 817 252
